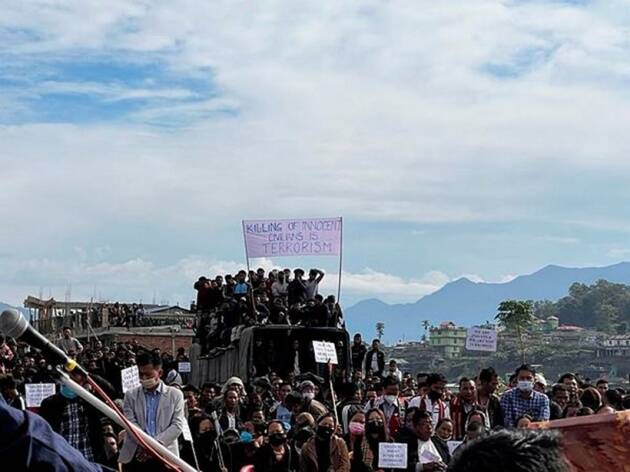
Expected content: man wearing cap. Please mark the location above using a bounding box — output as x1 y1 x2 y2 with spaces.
298 380 328 420
534 374 547 394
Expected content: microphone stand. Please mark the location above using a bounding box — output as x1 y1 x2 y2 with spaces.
56 369 197 472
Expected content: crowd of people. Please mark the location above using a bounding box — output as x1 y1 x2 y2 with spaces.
193 268 343 353
2 318 630 472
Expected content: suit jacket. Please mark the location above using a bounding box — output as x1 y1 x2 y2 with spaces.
119 381 185 464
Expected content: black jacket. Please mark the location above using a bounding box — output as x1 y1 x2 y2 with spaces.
254 443 298 471
39 393 107 464
482 394 504 428
364 350 385 376
351 344 367 371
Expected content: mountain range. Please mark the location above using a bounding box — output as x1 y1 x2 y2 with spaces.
344 262 630 343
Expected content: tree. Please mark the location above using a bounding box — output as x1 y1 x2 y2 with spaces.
495 300 535 364
422 319 430 335
376 322 385 340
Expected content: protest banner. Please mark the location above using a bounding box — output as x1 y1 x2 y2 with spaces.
466 326 498 352
121 365 141 393
25 383 56 408
178 362 191 373
242 217 342 258
378 443 408 469
242 217 344 302
312 340 338 364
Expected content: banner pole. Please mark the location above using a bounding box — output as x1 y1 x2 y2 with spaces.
337 217 343 303
241 220 256 317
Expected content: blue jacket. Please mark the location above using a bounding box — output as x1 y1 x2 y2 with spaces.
0 395 109 471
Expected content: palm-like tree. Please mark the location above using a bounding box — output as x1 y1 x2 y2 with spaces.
376 322 385 340
495 300 535 364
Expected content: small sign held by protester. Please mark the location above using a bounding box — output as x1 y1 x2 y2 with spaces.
181 419 193 442
25 383 56 408
466 326 498 352
378 442 408 469
178 362 191 373
121 365 141 393
312 340 338 364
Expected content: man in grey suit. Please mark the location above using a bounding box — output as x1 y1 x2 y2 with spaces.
119 352 186 471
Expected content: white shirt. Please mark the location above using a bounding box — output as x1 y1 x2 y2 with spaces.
388 368 403 382
227 412 236 429
304 279 319 299
416 439 442 471
371 355 379 373
407 396 450 425
271 280 288 297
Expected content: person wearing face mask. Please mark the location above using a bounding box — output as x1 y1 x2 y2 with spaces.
253 420 297 471
369 376 403 437
300 413 350 472
500 364 550 428
118 352 186 471
408 374 450 426
39 369 110 465
298 381 328 420
181 413 227 472
349 409 392 472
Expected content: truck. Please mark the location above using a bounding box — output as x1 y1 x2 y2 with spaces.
190 325 351 386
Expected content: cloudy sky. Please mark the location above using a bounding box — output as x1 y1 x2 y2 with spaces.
2 0 630 307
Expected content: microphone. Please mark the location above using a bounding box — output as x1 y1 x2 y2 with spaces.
0 308 87 376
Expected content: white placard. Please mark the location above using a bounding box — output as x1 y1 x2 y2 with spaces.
378 442 408 469
178 362 191 373
447 440 463 456
25 383 56 408
312 340 338 364
181 420 193 442
466 326 497 352
121 365 141 393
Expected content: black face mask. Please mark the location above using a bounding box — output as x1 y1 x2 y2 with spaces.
428 390 442 401
269 432 286 447
316 426 334 441
366 421 385 435
198 431 216 442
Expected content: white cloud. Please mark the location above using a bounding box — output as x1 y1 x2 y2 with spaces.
1 1 630 302
534 236 580 244
0 255 451 306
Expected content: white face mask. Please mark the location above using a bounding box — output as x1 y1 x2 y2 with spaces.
141 377 159 390
304 392 315 400
384 395 397 404
517 380 533 392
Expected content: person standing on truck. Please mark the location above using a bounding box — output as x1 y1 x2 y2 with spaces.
272 271 290 300
288 269 307 306
304 269 325 300
233 270 251 298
